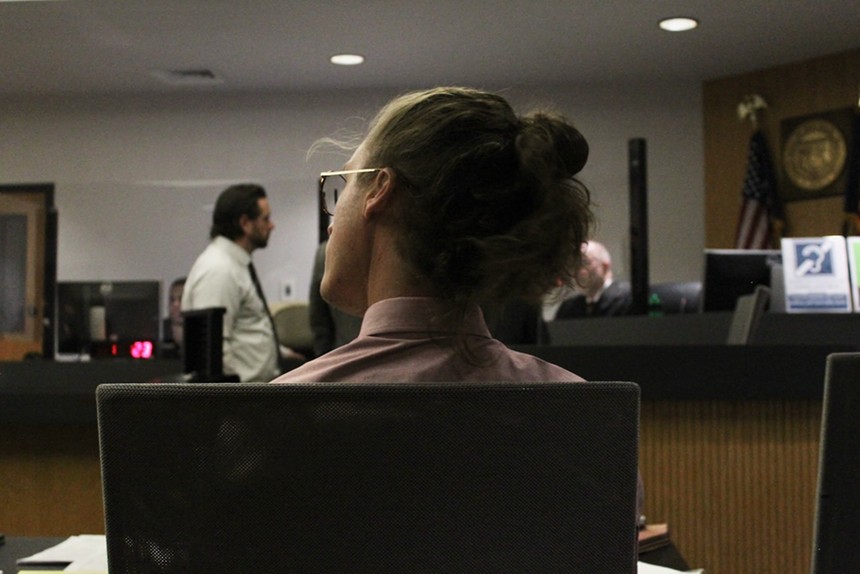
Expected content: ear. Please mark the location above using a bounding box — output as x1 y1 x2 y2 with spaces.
363 168 398 220
238 213 253 235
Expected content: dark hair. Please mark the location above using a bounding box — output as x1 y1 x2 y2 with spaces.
210 184 267 240
361 87 593 330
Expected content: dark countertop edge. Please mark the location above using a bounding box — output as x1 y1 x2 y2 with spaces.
2 347 856 425
514 344 858 401
0 359 183 425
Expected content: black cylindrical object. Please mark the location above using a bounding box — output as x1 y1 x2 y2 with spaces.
628 138 649 315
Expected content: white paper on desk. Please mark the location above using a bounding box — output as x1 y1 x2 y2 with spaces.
16 534 107 572
637 561 703 573
64 549 108 573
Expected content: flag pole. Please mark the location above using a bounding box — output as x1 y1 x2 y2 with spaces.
734 94 783 250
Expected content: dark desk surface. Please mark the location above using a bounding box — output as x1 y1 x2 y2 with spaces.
0 359 182 424
548 312 860 347
514 344 857 400
1 343 857 428
0 536 66 572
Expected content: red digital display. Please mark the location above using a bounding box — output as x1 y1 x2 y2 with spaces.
131 340 154 359
109 340 155 359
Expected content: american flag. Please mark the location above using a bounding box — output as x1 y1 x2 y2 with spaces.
735 130 781 249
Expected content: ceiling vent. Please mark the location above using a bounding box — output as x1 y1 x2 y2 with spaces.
150 68 225 86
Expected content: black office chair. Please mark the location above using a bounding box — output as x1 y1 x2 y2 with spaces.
811 352 860 574
97 381 640 573
270 301 315 359
181 307 239 382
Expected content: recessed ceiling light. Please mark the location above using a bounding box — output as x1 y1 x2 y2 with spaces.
330 54 365 66
658 17 699 32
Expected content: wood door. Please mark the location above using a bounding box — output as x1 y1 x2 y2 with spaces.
0 191 47 360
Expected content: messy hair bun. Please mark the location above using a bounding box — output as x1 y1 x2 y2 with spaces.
362 87 593 328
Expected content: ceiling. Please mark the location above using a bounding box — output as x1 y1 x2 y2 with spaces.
1 0 859 96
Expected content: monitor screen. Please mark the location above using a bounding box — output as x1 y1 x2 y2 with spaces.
57 281 160 359
700 249 781 312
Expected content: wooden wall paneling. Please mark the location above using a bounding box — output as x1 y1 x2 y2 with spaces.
704 49 860 247
0 425 104 536
703 78 756 248
640 400 821 574
785 197 845 237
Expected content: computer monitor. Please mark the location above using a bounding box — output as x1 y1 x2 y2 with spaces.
56 281 160 359
650 281 702 314
700 249 781 312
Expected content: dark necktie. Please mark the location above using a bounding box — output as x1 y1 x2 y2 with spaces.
248 262 280 354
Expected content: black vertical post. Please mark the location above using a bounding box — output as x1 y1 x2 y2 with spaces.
318 192 329 244
628 138 649 315
43 205 58 358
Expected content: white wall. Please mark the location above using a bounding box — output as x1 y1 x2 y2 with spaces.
0 82 703 314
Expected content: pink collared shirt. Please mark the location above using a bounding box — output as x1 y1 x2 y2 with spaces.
270 297 584 384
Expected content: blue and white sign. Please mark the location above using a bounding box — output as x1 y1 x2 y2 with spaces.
781 236 852 313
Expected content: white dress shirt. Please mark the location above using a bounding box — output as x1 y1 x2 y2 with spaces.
181 236 279 381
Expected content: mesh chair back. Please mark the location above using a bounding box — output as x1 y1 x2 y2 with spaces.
97 381 640 573
811 353 860 574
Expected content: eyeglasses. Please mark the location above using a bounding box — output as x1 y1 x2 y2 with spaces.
318 168 381 216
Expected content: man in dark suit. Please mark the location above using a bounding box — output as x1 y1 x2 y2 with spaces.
555 240 632 319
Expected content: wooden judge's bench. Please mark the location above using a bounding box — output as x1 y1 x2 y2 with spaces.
522 311 860 574
1 312 858 574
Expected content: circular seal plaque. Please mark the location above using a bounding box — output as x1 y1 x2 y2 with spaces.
782 118 847 192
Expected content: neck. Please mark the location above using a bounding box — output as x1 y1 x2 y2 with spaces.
365 225 436 307
585 276 612 300
233 235 254 254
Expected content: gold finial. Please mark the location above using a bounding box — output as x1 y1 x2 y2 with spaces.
737 94 768 129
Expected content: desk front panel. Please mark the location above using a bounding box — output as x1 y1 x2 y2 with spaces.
0 356 827 574
1 424 103 536
641 399 820 574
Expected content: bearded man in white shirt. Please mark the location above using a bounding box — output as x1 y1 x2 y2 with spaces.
181 183 283 382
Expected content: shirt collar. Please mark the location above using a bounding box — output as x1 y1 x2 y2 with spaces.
213 235 252 266
360 297 492 339
587 278 614 304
